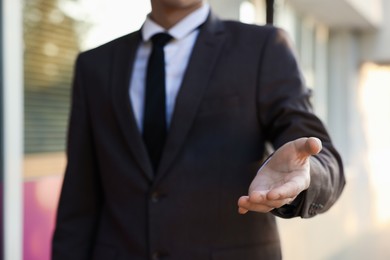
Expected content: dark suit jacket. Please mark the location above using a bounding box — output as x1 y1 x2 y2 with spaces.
52 12 345 260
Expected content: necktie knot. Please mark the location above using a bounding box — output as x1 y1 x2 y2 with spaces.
151 32 173 47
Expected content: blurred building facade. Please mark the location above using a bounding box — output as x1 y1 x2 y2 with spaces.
2 0 390 259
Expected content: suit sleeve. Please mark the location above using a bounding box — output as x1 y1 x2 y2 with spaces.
52 54 102 259
257 27 345 218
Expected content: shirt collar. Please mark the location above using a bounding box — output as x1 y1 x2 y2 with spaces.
141 3 210 42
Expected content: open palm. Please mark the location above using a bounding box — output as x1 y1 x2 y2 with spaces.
238 137 322 214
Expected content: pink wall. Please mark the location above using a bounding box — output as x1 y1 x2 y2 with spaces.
23 176 62 260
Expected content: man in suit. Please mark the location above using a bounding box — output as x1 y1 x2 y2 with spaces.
52 0 345 259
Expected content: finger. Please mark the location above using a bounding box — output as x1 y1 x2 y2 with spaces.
266 180 305 200
250 191 293 208
237 196 250 214
238 195 272 212
295 137 322 157
254 199 291 209
305 137 322 155
239 200 274 213
238 195 292 213
248 190 268 203
246 203 274 213
248 191 292 208
238 207 249 214
291 137 322 159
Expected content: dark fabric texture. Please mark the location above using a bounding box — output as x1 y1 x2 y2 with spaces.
52 11 345 260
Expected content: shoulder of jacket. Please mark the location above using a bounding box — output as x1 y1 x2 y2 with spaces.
223 20 277 32
218 20 279 40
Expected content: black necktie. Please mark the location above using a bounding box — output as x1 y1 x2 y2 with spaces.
143 32 173 170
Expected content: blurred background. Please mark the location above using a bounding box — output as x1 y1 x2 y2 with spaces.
1 0 390 259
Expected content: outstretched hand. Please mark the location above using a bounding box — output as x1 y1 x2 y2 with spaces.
237 137 322 214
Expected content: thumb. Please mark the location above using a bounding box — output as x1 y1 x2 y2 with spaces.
298 137 322 157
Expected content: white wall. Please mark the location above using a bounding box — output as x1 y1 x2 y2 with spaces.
2 0 24 259
208 0 243 20
360 0 390 63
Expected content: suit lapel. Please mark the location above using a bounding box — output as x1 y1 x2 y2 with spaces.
111 31 154 181
156 14 227 182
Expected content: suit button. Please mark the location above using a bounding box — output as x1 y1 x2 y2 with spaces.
150 192 161 203
151 252 160 260
151 251 168 260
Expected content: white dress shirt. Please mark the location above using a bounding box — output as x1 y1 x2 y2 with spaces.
129 4 210 131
